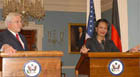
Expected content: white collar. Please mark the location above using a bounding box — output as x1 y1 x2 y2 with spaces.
8 29 18 37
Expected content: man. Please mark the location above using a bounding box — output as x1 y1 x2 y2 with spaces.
77 27 85 50
0 12 28 53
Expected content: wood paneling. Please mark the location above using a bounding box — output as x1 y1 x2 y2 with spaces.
3 57 61 77
76 52 140 77
21 30 37 51
0 51 63 77
88 52 140 57
1 51 64 57
90 58 140 77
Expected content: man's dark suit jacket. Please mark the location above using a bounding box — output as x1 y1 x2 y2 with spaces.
0 29 28 51
86 38 120 52
78 32 85 50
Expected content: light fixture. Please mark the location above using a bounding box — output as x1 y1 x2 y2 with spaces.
2 0 45 26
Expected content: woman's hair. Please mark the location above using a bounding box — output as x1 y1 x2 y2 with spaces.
93 18 110 39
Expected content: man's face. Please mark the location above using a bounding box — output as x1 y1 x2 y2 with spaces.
78 27 83 33
8 16 22 33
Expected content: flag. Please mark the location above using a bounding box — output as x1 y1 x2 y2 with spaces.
111 0 122 51
85 0 96 40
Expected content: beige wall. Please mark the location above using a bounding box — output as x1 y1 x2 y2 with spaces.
0 0 112 12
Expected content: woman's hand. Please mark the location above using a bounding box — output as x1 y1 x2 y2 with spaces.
80 45 90 54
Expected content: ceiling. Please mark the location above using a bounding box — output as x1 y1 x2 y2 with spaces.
0 0 112 12
101 0 113 12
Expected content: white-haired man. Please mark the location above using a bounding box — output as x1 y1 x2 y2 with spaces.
0 12 28 53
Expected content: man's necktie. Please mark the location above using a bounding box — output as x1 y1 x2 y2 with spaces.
16 33 24 49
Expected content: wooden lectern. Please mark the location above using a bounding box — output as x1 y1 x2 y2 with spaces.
0 51 63 77
75 52 140 77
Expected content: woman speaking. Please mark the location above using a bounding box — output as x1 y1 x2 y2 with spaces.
80 19 120 53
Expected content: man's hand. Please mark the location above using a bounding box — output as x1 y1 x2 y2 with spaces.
80 45 90 54
1 44 16 54
129 48 139 52
129 44 140 52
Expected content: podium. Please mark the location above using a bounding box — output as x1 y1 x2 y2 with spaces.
75 52 140 77
0 51 63 77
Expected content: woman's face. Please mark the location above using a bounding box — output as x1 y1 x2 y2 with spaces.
95 22 108 37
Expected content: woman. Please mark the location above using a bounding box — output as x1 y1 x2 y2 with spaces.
80 19 120 53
